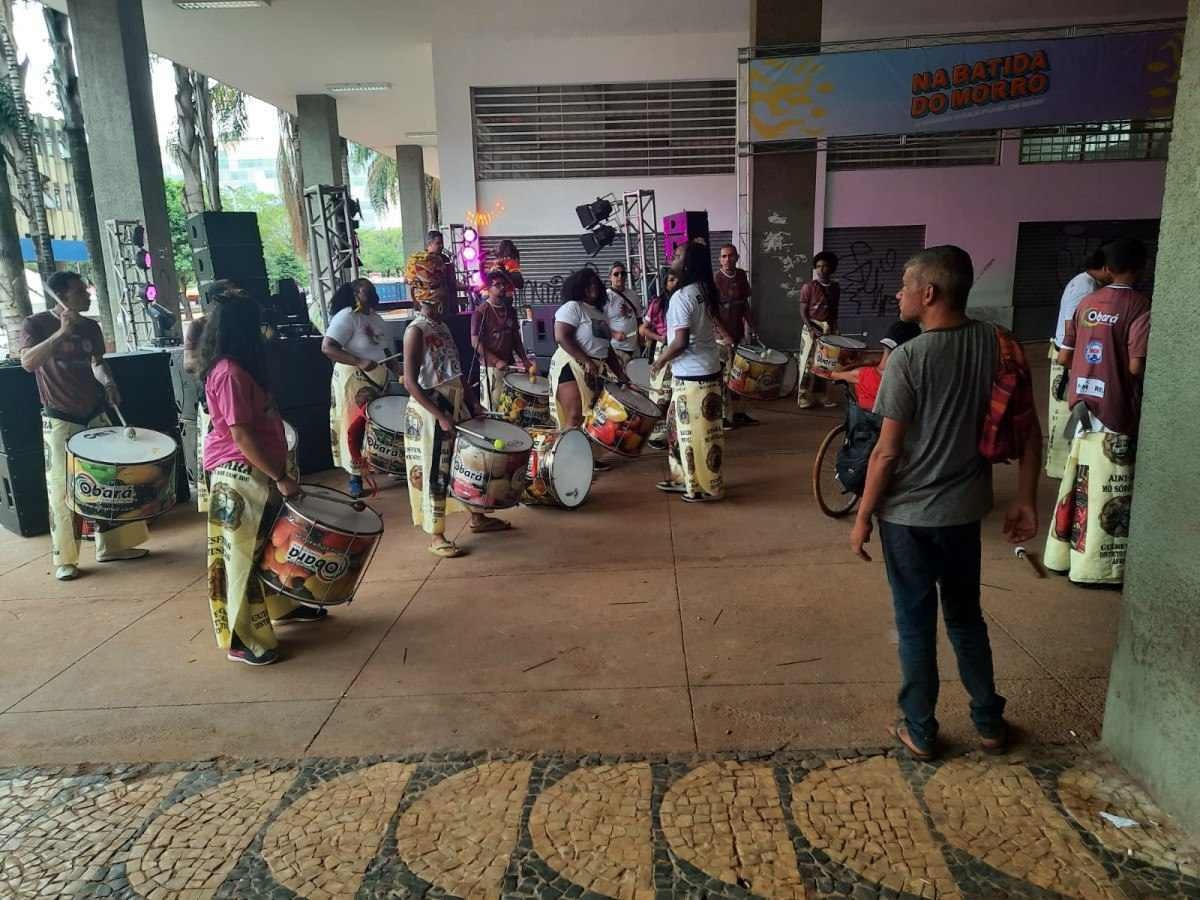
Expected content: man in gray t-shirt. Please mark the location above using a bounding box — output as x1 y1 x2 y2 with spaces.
849 245 1040 761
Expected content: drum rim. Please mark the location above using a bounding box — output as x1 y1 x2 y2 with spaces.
502 371 551 397
282 485 384 535
365 396 410 434
821 335 868 349
602 383 664 418
456 417 534 453
544 428 591 508
735 345 788 365
66 427 177 466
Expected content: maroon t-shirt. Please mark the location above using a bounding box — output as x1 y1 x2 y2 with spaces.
1061 284 1151 435
470 301 520 366
800 279 840 327
715 268 750 344
19 311 105 421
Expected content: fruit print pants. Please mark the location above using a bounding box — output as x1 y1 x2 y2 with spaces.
43 412 148 568
206 461 296 655
404 382 467 536
1044 430 1135 586
666 375 725 500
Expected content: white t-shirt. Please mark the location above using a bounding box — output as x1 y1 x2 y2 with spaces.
666 283 721 378
555 300 612 360
1053 272 1099 348
326 307 389 362
605 288 642 352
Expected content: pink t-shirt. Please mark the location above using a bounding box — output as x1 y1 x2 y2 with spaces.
203 358 287 473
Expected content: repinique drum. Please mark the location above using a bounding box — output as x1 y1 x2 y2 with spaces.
522 427 593 509
65 426 177 522
585 383 664 458
450 417 533 510
496 372 552 428
259 484 383 607
364 396 409 475
283 420 299 481
812 335 879 375
727 345 789 399
625 358 652 393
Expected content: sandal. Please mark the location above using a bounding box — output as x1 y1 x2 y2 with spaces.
429 540 465 558
470 518 512 534
656 480 687 493
888 720 936 761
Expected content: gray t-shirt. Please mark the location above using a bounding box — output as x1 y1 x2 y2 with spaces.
873 319 998 527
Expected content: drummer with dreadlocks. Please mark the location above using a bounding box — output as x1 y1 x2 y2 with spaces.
20 271 150 582
403 249 511 558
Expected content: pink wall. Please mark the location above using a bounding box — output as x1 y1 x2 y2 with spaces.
823 139 1167 319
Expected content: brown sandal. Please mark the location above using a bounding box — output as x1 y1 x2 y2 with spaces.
429 539 465 558
470 518 512 534
888 720 936 761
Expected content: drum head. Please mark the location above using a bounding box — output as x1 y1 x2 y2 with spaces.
738 346 788 365
66 427 176 464
283 420 297 451
503 372 551 398
367 396 409 432
457 416 534 452
548 429 593 508
824 335 867 350
287 484 383 534
625 358 652 391
607 384 662 418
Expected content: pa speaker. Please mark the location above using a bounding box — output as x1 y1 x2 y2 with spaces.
187 211 263 248
0 361 44 455
268 337 333 411
0 448 49 537
199 276 271 310
193 245 268 286
280 403 333 474
662 210 710 262
105 350 180 432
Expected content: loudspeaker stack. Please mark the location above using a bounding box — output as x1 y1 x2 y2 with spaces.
105 350 190 503
267 337 335 475
0 361 49 537
662 210 711 264
187 211 271 309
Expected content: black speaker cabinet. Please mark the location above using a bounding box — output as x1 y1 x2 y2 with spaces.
278 403 332 475
187 211 263 248
0 360 44 455
199 276 272 309
268 337 333 411
0 448 49 537
193 245 268 286
104 350 180 431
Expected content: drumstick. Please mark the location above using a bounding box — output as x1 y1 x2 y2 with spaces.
456 423 507 450
110 405 137 440
1014 546 1047 578
377 351 404 365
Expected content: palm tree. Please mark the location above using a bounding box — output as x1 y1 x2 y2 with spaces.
44 7 115 342
171 64 204 217
0 2 53 288
0 142 31 354
349 143 398 217
194 76 247 212
276 109 306 258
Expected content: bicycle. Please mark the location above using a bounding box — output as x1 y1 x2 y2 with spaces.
811 382 861 519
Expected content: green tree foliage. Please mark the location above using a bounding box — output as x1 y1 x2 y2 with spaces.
223 184 309 288
358 228 405 276
163 178 194 294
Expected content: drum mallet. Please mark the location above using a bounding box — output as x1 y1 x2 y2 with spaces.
457 424 508 451
110 405 137 440
1014 546 1047 578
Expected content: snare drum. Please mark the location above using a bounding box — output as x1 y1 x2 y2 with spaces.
259 485 383 607
522 427 593 509
65 426 178 522
727 346 789 399
283 421 299 481
496 372 552 429
624 358 652 393
450 417 533 510
812 335 879 375
364 396 410 475
585 383 664 458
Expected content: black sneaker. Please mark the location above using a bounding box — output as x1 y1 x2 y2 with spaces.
272 605 329 625
732 412 759 426
227 646 280 666
647 438 668 450
656 480 686 493
722 419 735 432
681 492 721 503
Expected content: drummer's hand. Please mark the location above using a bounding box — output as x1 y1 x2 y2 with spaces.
275 475 301 498
438 413 456 434
582 358 600 379
56 303 80 336
360 358 379 372
526 360 538 378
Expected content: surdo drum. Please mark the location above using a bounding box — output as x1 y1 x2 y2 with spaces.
585 383 663 458
624 358 652 393
811 335 880 375
65 426 177 522
522 427 594 509
259 485 383 607
727 346 789 400
496 372 552 429
364 396 410 475
283 420 299 481
449 417 533 510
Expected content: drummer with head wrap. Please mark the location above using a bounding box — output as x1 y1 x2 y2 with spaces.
472 269 536 411
199 289 321 667
404 251 512 558
19 270 150 582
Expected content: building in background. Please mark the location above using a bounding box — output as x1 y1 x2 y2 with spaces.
16 115 88 265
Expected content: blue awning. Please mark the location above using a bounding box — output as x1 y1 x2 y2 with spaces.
20 238 90 263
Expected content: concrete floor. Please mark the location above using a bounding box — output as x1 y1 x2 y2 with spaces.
0 353 1118 767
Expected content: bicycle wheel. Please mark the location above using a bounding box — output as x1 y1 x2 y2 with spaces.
812 423 860 518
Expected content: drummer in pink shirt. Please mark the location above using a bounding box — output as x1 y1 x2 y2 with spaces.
200 288 321 667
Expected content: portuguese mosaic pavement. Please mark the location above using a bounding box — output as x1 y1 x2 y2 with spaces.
2 746 1198 899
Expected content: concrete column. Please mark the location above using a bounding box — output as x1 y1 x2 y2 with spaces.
395 145 427 258
68 0 179 333
296 94 342 187
1102 0 1200 831
749 0 821 350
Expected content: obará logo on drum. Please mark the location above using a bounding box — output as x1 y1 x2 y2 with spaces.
285 543 349 582
73 473 136 508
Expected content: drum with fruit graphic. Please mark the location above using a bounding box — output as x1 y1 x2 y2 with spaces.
258 485 383 607
449 417 532 511
65 426 177 522
497 372 552 429
584 383 663 458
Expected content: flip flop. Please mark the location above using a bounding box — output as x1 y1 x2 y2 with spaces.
888 720 936 761
470 518 513 534
429 540 465 558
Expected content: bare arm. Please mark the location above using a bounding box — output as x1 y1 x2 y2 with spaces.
322 336 377 370
402 326 455 432
554 322 599 376
639 322 665 343
605 347 629 384
1003 417 1041 544
230 424 298 496
91 354 121 405
1056 348 1073 367
850 417 908 561
651 328 689 371
19 310 70 373
1129 357 1145 377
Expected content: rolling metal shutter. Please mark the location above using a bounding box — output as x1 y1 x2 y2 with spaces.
1011 219 1160 341
821 225 926 343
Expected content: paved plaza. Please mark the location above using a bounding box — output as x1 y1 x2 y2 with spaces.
2 358 1199 897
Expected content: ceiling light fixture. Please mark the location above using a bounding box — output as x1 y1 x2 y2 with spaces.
174 0 270 9
325 82 393 94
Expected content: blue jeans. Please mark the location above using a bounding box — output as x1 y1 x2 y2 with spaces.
879 519 1006 750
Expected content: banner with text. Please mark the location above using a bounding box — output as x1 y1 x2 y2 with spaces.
748 30 1182 143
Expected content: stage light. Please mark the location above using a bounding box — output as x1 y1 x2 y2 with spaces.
576 198 613 230
462 245 478 262
131 225 146 247
136 251 152 271
581 224 617 257
139 284 158 303
472 271 485 288
463 227 478 243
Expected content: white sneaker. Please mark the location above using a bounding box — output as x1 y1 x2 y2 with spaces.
55 564 80 581
95 548 150 563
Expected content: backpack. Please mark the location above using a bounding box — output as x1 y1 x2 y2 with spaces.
835 401 883 495
978 325 1037 463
